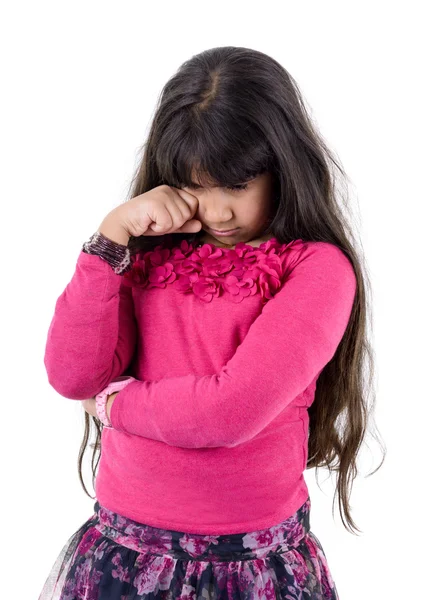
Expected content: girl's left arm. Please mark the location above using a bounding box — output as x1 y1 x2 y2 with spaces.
109 242 357 448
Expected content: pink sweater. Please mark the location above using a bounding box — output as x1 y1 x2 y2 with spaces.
44 235 357 534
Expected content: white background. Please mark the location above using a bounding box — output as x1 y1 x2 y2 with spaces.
1 1 429 598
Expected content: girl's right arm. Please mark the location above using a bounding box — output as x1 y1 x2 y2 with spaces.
43 216 138 400
43 185 202 400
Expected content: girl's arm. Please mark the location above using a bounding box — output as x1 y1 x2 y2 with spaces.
44 250 138 400
109 242 357 448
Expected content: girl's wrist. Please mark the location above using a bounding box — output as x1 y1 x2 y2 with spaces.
106 392 119 423
98 214 131 246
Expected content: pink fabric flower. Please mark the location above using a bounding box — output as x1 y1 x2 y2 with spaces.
123 236 305 304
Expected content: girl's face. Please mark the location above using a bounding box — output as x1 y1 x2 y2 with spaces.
181 170 275 246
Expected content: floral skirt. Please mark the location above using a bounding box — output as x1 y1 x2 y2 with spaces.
38 495 339 599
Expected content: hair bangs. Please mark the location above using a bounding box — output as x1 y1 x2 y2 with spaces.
156 116 273 190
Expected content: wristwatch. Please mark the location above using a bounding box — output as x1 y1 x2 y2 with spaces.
95 375 137 428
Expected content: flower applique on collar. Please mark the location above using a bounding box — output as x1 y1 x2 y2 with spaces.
122 236 305 304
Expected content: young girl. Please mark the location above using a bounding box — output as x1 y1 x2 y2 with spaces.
39 46 383 599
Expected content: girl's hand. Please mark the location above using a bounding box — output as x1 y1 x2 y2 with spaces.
99 185 203 242
81 398 98 418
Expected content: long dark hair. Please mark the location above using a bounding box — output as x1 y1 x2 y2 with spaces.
78 46 385 535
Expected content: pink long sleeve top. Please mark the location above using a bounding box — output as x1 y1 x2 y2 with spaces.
44 234 357 534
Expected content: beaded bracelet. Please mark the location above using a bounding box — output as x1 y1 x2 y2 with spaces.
82 231 132 275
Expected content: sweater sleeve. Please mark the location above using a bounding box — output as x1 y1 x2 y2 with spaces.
44 250 138 399
109 242 357 448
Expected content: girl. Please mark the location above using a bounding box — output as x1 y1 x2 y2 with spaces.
39 46 384 599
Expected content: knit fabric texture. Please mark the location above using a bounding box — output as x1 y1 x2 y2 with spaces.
44 234 357 534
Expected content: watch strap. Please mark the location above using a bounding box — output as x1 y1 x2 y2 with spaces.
95 376 137 428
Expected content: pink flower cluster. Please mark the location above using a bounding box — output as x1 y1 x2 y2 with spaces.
123 237 304 304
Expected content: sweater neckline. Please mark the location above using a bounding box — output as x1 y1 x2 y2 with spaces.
124 236 307 303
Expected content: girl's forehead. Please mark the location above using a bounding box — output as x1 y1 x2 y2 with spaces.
188 166 265 188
